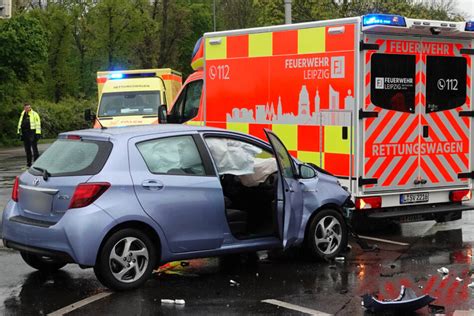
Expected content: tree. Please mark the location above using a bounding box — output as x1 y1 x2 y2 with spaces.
0 14 48 144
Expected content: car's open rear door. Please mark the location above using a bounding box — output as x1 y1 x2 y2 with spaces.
264 129 303 249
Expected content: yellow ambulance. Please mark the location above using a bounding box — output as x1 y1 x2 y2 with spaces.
94 69 182 127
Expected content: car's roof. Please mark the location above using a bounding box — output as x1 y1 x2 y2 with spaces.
61 124 245 139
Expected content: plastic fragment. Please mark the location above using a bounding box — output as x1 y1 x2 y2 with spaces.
175 299 185 305
437 267 449 275
161 299 174 304
230 279 240 286
456 277 463 282
468 282 474 288
335 256 345 262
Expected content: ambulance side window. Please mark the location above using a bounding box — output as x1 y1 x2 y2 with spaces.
426 56 466 113
370 54 416 113
169 80 203 123
182 80 203 122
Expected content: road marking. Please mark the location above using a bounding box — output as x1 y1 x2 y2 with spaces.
358 235 410 246
262 299 331 315
47 291 112 316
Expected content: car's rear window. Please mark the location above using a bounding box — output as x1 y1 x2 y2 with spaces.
30 139 112 177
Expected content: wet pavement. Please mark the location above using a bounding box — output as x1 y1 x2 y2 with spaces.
1 146 474 315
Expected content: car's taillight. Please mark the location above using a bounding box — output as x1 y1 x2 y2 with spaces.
11 177 19 202
355 196 382 210
449 190 471 202
69 182 110 209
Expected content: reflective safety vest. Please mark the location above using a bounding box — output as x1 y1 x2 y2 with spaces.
17 110 41 135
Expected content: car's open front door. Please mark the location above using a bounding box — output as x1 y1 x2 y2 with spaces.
264 129 303 249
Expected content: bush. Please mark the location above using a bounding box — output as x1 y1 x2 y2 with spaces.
33 98 96 139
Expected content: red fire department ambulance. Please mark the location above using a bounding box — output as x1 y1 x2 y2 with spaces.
167 14 474 223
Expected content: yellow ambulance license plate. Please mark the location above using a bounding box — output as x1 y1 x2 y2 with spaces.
400 193 429 204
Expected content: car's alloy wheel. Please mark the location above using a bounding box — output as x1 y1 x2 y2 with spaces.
109 237 149 283
306 209 347 260
94 228 157 290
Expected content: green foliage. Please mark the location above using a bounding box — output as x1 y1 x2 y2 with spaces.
33 98 96 139
0 0 467 146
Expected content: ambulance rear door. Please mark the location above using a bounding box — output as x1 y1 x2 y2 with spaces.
419 37 472 189
360 30 472 193
361 33 421 193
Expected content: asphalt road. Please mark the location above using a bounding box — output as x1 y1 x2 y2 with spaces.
1 145 474 315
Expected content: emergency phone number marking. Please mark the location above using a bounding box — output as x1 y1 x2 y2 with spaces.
437 79 458 91
209 65 230 80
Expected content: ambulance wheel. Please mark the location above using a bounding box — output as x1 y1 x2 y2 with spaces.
306 209 347 260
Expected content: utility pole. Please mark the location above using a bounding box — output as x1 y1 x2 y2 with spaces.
213 0 216 31
284 0 292 24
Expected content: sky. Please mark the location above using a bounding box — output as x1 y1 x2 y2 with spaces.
454 0 474 19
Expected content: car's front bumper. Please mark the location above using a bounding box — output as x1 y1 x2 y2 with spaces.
2 200 116 266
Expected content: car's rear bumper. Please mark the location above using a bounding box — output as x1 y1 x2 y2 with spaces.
355 202 473 222
2 200 115 266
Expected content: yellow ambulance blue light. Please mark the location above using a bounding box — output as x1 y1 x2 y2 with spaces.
110 73 124 79
363 14 406 27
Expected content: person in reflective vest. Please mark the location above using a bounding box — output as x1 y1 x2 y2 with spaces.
17 103 41 167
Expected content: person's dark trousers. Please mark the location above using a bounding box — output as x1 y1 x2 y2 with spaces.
22 131 39 167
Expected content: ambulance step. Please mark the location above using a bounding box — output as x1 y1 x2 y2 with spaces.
367 203 473 219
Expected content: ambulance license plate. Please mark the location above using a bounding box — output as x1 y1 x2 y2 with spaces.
400 193 429 204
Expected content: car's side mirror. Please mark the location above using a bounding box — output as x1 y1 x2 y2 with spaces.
299 164 317 179
84 109 96 122
158 104 167 124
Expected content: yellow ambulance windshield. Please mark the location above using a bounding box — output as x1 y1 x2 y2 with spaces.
98 91 161 117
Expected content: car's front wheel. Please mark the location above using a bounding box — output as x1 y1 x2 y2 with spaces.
94 228 157 291
20 252 67 272
306 209 347 260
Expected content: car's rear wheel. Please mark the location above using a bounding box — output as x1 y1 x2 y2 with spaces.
20 252 67 272
306 209 347 260
94 228 157 291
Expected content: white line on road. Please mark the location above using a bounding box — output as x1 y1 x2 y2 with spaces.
358 235 410 246
262 299 331 315
47 291 112 316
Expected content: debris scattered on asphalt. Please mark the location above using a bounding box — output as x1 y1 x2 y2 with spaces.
428 304 445 314
230 279 240 286
362 286 436 313
335 256 345 262
161 299 175 304
437 267 449 275
161 299 186 305
257 251 269 261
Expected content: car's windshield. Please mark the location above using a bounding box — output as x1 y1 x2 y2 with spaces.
98 92 161 117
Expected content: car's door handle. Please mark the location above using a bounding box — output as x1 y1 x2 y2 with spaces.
142 180 164 190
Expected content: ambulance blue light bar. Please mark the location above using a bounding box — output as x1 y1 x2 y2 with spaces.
466 21 474 31
363 14 406 27
110 73 124 79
